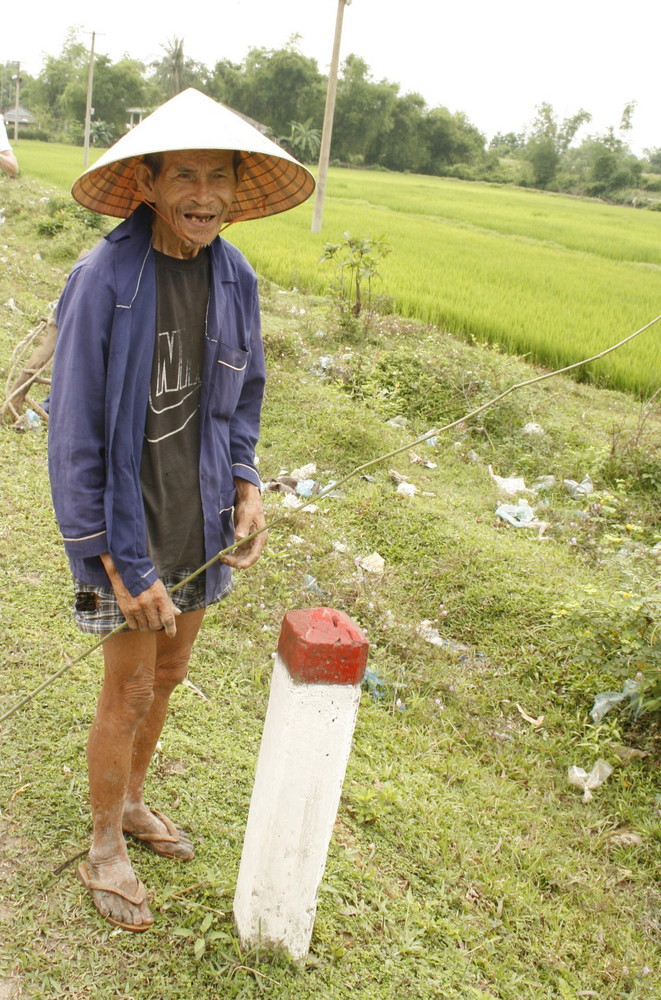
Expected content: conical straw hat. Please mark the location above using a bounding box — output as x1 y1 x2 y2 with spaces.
72 88 315 223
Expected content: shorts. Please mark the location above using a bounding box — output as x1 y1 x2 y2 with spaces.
72 568 232 635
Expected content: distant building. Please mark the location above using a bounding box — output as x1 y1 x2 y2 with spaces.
2 104 36 127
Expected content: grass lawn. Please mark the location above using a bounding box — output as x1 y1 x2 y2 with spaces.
0 172 660 1000
10 141 661 394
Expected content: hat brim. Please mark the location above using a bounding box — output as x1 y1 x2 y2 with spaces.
73 150 315 223
70 89 315 223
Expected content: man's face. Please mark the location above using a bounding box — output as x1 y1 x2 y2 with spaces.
135 149 239 258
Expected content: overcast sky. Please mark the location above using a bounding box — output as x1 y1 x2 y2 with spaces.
3 0 660 154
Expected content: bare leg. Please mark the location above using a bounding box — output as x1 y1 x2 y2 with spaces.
84 628 158 928
122 609 205 858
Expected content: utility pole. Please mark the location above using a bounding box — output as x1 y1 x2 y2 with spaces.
311 0 351 234
83 32 96 168
12 63 20 144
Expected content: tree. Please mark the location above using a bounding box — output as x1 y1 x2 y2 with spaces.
489 132 524 157
149 37 209 101
563 103 642 197
210 43 324 138
523 103 591 187
60 55 148 142
419 107 485 175
332 55 398 164
320 232 392 321
643 147 661 174
375 91 428 172
279 119 322 163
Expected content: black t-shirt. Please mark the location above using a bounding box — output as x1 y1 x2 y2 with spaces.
140 248 209 575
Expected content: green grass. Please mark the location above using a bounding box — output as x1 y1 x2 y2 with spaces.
1 174 661 999
13 139 105 191
229 196 661 397
10 142 661 394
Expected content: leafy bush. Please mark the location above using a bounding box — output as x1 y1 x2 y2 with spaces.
36 197 104 237
33 197 105 260
554 578 661 716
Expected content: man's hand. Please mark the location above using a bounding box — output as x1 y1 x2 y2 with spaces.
0 150 19 177
100 553 180 637
222 479 268 569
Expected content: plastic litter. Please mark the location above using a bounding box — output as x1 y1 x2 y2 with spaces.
25 409 42 430
290 463 317 481
416 621 471 658
488 465 533 495
282 493 317 512
568 758 613 802
564 474 594 497
320 480 345 498
389 469 409 484
295 479 318 498
304 574 327 597
532 475 556 491
409 450 437 469
397 482 418 497
522 421 544 435
496 499 536 526
496 499 549 536
14 408 43 432
362 667 386 701
312 355 333 375
359 552 385 575
590 678 641 723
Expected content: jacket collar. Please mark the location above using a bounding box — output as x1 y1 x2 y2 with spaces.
105 203 240 283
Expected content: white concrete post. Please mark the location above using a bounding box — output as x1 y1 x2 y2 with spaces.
233 607 369 961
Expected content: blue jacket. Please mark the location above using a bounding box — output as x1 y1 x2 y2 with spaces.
48 204 265 601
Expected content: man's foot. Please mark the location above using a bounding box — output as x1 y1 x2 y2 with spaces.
77 858 154 932
122 806 195 861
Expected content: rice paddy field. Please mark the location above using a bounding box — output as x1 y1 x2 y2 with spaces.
15 140 661 395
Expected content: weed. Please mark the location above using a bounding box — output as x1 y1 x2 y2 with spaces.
320 232 392 339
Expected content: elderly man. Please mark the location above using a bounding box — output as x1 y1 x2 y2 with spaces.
0 114 19 176
48 90 314 932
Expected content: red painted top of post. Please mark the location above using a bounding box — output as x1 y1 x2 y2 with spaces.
277 608 369 685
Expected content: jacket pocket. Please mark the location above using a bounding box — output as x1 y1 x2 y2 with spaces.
210 341 249 419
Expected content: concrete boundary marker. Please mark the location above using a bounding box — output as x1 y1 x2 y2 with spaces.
233 607 369 960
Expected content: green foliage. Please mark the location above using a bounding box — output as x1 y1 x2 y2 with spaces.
348 783 399 825
599 390 661 504
32 194 105 260
554 580 661 716
230 167 661 395
278 119 321 163
25 29 150 144
211 43 326 141
489 131 525 156
35 196 104 237
149 37 210 102
320 232 392 333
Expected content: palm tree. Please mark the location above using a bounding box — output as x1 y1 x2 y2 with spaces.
280 119 322 163
153 37 186 98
